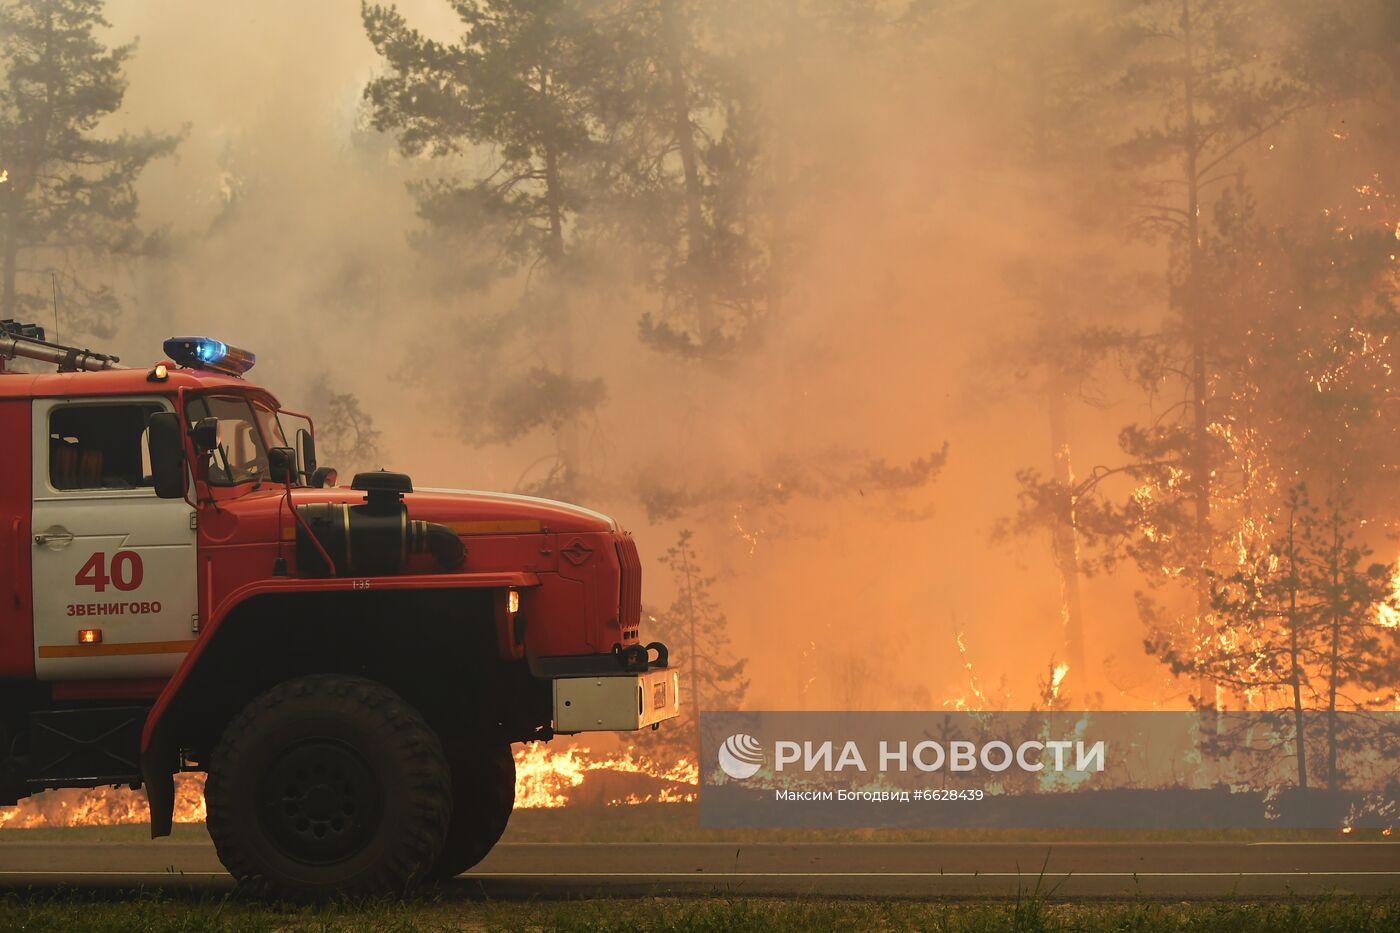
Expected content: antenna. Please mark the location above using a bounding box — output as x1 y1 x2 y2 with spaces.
0 320 122 373
49 273 59 344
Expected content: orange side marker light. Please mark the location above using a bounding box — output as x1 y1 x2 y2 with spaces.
78 628 102 644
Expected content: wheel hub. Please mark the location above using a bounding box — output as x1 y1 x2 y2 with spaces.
259 739 381 865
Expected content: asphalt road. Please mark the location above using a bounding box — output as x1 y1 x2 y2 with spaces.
0 841 1394 898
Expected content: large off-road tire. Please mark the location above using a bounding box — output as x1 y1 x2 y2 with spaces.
204 674 452 900
426 739 515 880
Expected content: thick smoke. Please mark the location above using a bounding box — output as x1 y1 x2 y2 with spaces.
78 0 1384 715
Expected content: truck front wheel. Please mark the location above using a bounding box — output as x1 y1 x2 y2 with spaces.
427 739 515 879
204 675 452 900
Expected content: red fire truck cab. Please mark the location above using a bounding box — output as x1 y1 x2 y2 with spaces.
0 324 678 898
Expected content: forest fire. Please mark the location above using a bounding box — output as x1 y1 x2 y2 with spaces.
0 774 207 830
514 743 698 808
0 0 1399 915
1379 559 1400 629
0 744 698 829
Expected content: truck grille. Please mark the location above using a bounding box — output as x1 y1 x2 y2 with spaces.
616 535 642 633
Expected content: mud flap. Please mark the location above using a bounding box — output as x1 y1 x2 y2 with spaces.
140 732 177 838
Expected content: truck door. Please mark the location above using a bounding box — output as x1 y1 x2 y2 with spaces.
30 397 198 680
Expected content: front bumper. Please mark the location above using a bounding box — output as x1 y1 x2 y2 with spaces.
552 667 681 734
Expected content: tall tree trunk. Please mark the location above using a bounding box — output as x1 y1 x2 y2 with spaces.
1048 367 1088 686
1326 517 1342 791
1026 42 1088 690
679 540 703 761
1181 0 1216 713
540 68 579 499
1286 509 1307 790
764 146 788 327
543 146 565 264
659 0 713 345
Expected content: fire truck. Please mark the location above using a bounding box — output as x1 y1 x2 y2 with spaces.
0 322 678 897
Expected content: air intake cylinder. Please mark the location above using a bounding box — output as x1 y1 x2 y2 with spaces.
294 471 465 577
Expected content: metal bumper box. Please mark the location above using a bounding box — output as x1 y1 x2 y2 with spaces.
552 668 680 733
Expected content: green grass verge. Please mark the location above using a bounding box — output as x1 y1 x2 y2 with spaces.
0 892 1394 932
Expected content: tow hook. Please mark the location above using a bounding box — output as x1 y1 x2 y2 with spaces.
616 643 649 672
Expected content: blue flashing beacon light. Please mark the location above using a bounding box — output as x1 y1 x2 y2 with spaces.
163 337 257 377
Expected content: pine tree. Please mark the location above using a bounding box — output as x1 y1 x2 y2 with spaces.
1302 497 1399 790
362 0 617 499
968 0 1140 693
1182 486 1317 787
1157 486 1399 789
1021 0 1314 709
633 530 747 764
1121 0 1305 617
598 0 770 359
306 377 384 479
0 0 179 336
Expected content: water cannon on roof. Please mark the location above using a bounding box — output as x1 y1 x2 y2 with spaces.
0 320 122 372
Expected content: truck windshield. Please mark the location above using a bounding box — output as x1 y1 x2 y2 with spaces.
187 395 285 486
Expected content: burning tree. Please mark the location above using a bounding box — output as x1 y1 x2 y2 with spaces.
1151 486 1400 789
965 0 1149 695
0 0 179 336
1006 0 1360 711
1306 499 1400 790
1106 0 1308 624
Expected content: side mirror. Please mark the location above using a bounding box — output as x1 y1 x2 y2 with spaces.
268 447 297 484
296 428 317 476
190 417 219 453
147 412 187 499
309 466 338 488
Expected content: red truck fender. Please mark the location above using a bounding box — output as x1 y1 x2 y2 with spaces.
139 570 538 836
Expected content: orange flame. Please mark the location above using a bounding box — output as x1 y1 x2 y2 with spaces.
0 744 698 828
0 774 207 829
1379 557 1400 629
514 742 698 808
